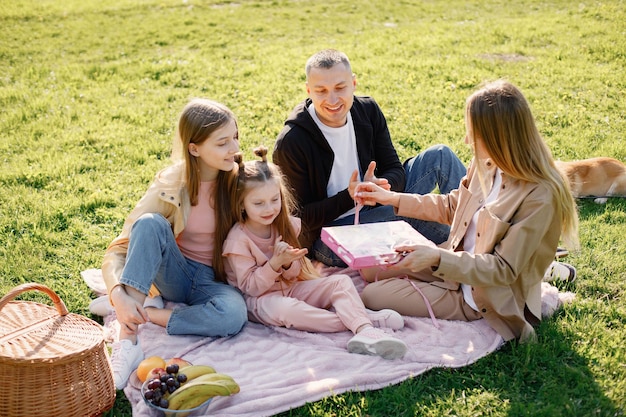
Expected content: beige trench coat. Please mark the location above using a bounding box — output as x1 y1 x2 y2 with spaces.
396 159 562 342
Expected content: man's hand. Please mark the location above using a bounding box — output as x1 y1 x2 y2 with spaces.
348 161 392 199
348 169 360 199
363 161 391 191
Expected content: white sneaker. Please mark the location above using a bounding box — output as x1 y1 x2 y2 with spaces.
555 247 569 259
111 339 144 389
366 308 404 330
143 295 164 309
543 261 577 283
347 327 407 360
89 295 113 317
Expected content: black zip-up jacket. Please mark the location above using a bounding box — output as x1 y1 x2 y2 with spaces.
273 96 405 251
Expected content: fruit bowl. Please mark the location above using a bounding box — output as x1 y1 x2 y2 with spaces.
141 379 212 417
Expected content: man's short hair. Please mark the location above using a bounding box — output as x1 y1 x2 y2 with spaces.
305 49 352 78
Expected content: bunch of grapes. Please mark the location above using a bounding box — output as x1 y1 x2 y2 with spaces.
142 363 188 408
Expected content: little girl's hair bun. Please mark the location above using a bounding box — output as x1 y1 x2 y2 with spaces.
253 145 268 162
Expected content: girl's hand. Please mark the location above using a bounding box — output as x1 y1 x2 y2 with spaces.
354 181 399 207
389 244 441 273
270 236 308 271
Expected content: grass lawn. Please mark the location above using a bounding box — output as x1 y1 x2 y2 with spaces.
1 1 625 416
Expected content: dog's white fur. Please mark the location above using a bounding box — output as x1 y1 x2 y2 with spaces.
555 157 626 204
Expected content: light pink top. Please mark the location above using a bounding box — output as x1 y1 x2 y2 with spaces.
223 217 303 297
176 181 216 265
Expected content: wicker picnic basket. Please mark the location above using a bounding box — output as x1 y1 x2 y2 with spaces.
0 283 115 417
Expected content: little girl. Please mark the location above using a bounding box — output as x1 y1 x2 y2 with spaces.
222 147 407 360
102 99 248 389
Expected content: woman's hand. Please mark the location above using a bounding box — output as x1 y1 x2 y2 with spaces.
389 244 441 273
110 285 149 335
354 181 400 207
269 236 308 272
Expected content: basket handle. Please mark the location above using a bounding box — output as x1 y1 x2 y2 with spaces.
0 283 69 316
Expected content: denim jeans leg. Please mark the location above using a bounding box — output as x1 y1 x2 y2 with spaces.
312 239 348 267
120 213 182 295
165 260 247 337
401 144 467 244
403 144 466 194
120 213 247 337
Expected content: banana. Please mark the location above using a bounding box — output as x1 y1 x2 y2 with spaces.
163 368 241 412
189 379 240 397
186 372 234 384
166 382 219 410
177 364 216 380
184 373 240 394
212 376 240 395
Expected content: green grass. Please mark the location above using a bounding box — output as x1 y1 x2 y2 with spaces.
1 0 625 416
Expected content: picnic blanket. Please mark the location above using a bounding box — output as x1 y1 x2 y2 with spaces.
81 267 573 417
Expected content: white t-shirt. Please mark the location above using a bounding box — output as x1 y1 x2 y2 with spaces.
461 168 502 311
308 103 360 219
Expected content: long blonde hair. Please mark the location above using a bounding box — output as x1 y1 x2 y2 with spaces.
235 146 319 281
466 80 579 249
172 98 241 282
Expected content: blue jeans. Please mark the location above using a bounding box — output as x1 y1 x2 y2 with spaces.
313 144 467 267
120 213 247 337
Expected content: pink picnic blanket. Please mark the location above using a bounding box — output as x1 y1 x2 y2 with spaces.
81 267 571 417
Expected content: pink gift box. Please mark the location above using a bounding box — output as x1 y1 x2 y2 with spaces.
321 220 435 269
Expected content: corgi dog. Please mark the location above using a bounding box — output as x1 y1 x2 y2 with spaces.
555 157 626 204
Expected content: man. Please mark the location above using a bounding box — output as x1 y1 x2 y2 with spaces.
273 49 467 266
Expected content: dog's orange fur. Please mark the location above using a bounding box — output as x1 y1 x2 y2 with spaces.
555 157 626 203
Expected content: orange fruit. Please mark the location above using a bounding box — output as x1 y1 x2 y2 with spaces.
137 355 166 382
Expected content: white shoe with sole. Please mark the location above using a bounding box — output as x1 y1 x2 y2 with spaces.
543 261 577 283
88 295 113 317
111 339 144 390
366 308 404 330
347 327 407 360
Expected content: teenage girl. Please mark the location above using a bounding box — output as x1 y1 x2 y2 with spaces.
222 147 407 360
354 80 579 343
102 99 248 389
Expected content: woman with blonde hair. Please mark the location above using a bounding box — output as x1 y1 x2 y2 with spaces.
354 80 578 342
101 98 247 389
